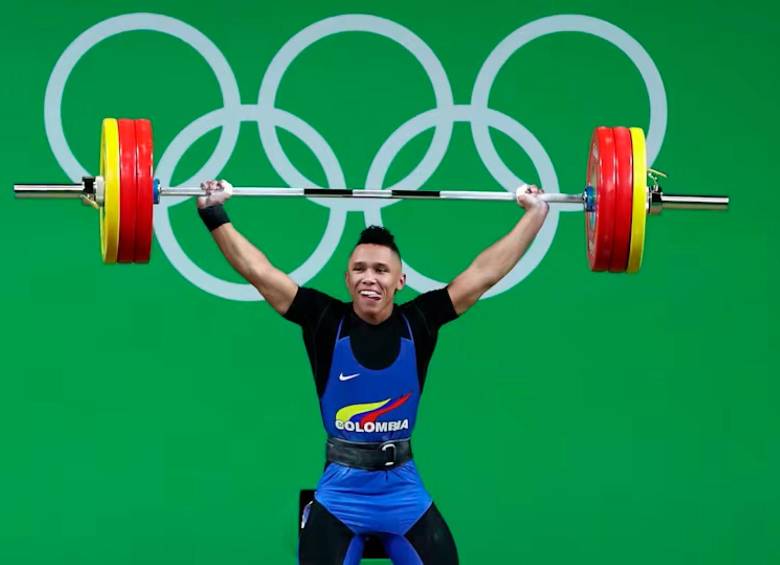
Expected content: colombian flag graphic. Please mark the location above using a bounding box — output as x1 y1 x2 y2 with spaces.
335 393 412 426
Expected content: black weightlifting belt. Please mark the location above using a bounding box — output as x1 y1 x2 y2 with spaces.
326 437 413 471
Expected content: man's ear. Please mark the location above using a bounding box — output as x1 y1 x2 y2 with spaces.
397 272 406 292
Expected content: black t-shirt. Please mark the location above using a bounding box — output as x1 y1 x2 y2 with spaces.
283 287 459 397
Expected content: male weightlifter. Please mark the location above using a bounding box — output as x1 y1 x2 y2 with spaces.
196 180 548 564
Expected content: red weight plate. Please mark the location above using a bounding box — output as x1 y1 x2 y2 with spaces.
609 127 634 272
134 119 154 263
585 127 617 271
117 119 137 263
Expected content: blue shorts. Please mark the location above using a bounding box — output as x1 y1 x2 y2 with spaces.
299 459 458 564
314 460 432 535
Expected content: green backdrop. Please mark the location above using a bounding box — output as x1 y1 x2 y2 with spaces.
1 1 777 563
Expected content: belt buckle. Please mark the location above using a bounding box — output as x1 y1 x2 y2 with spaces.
380 441 397 467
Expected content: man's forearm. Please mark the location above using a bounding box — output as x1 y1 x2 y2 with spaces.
467 206 548 286
198 204 273 281
210 223 274 281
207 221 298 314
196 189 298 313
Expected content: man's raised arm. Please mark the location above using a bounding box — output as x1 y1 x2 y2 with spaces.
447 185 549 316
197 180 298 315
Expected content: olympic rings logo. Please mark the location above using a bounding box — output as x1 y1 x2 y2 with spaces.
43 13 667 301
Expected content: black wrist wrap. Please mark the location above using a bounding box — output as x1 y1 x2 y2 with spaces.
198 204 230 232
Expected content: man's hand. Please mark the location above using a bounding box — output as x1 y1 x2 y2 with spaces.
197 179 234 209
515 183 549 213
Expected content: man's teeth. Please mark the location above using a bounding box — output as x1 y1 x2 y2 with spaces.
360 290 381 299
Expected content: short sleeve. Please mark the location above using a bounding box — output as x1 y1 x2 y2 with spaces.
401 287 458 337
283 287 343 334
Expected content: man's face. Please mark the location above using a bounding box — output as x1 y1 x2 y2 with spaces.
345 244 405 322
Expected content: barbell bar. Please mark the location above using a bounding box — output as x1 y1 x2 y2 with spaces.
13 119 729 272
13 182 728 208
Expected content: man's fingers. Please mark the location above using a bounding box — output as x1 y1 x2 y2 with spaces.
199 179 222 194
217 179 234 195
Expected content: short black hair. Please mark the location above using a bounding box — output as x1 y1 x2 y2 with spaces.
355 225 401 260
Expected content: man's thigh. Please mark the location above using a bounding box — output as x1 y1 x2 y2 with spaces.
299 499 363 565
382 502 459 565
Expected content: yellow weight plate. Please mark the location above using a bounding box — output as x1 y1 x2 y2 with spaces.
99 118 120 263
627 127 647 273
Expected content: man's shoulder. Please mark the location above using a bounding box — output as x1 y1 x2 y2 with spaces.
298 286 347 304
399 287 453 310
398 287 458 332
284 286 349 326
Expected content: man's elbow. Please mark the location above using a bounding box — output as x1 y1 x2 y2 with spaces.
474 267 501 291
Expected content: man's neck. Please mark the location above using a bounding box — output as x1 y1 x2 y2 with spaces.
352 303 394 325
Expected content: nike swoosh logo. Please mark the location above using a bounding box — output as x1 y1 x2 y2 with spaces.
339 372 360 381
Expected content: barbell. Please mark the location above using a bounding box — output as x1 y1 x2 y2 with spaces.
14 118 729 272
